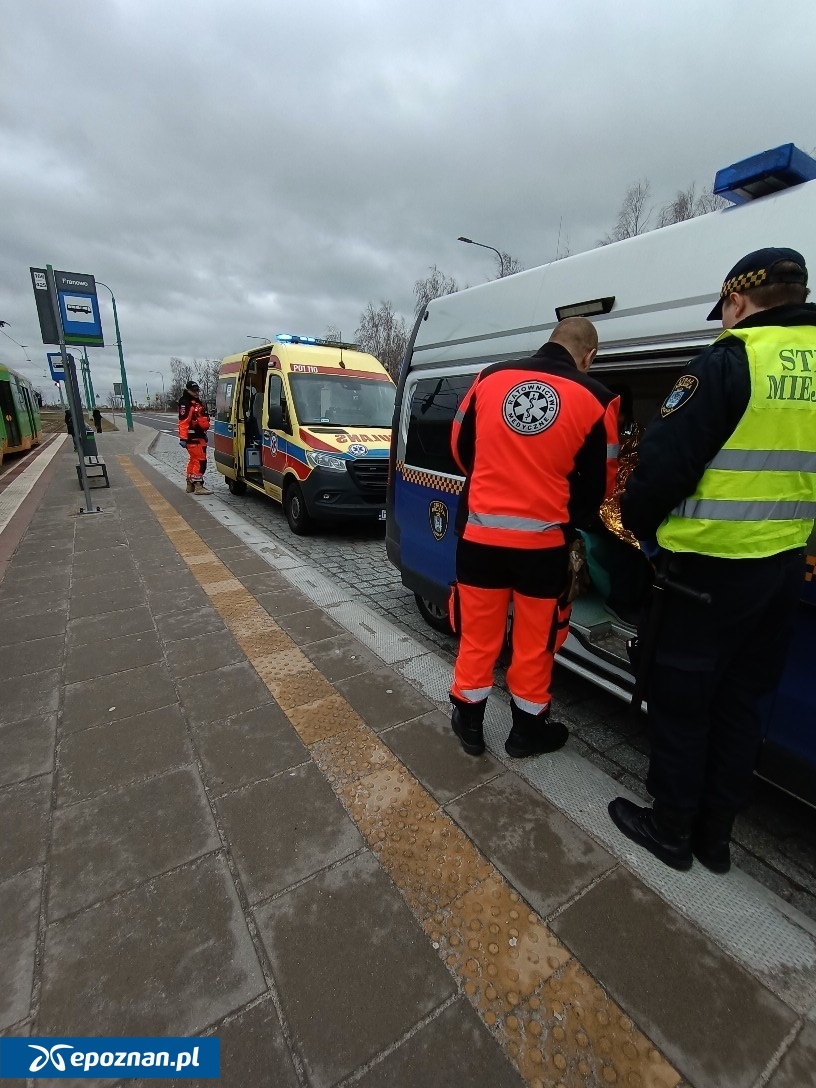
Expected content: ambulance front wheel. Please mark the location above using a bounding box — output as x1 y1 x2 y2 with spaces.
414 593 453 635
285 482 312 535
227 477 247 495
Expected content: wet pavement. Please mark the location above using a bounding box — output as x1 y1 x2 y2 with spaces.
1 424 816 1088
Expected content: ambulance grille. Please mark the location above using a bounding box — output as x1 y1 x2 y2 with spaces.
347 458 388 501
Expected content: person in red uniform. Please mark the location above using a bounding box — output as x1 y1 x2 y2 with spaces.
178 380 212 494
449 317 619 758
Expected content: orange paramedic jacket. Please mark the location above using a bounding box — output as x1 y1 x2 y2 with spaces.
450 343 619 550
178 392 211 442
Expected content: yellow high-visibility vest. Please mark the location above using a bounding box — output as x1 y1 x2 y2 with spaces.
657 324 816 557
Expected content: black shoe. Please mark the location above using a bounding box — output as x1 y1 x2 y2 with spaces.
504 699 568 758
450 698 486 756
692 809 734 874
608 797 693 871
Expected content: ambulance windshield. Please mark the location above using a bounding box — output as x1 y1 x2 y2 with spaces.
290 374 395 428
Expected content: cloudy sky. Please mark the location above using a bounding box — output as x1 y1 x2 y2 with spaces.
2 0 814 404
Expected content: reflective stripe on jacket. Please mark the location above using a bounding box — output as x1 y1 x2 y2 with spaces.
657 324 816 557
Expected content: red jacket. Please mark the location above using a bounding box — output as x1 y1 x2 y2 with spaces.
451 343 619 549
178 392 211 442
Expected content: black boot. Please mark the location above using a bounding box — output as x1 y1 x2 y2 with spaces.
450 695 486 756
504 700 568 758
692 809 735 874
608 798 693 871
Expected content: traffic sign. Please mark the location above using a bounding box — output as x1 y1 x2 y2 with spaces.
30 268 104 347
47 351 73 382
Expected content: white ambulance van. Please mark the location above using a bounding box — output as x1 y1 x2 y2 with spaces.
386 145 816 805
215 335 395 533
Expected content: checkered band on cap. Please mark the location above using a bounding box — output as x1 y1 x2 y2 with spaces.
720 268 768 297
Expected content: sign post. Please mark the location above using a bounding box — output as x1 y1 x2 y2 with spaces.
36 265 100 514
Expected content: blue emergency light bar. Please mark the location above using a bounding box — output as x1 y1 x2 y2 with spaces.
275 333 359 350
714 144 816 206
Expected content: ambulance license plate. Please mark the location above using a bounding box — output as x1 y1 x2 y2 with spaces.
378 509 386 521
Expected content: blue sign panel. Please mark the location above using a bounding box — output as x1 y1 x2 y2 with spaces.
47 352 69 382
58 290 103 345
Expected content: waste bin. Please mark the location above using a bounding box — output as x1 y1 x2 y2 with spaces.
82 428 98 457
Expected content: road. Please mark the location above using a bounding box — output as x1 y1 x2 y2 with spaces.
138 418 816 921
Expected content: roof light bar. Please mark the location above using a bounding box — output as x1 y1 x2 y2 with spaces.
713 144 816 206
555 296 615 321
275 333 359 350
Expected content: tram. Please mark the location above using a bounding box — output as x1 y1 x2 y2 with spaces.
0 362 42 469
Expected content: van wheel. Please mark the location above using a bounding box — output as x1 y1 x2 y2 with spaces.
285 482 312 535
414 593 453 635
227 477 247 495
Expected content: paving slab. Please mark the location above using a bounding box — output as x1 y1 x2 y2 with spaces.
551 866 797 1088
49 767 219 918
0 608 67 646
385 709 504 805
68 584 146 620
0 668 60 727
446 771 615 918
767 1021 816 1087
0 635 64 685
154 606 227 643
66 604 155 648
63 629 163 684
335 665 436 731
221 553 281 577
176 660 271 726
275 606 345 646
0 775 51 880
71 547 135 579
146 585 210 616
354 997 525 1088
163 630 244 679
61 662 178 733
0 868 42 1030
217 762 362 903
301 631 383 683
194 703 308 794
0 714 56 788
57 705 192 804
253 587 315 618
38 854 266 1037
255 850 457 1088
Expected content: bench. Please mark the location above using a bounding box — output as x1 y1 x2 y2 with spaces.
76 455 110 488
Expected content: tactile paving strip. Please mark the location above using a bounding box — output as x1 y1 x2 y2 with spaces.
120 457 682 1087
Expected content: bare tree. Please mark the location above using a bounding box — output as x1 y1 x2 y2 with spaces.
497 252 524 277
192 358 220 409
354 301 408 380
413 265 458 318
598 179 652 245
324 325 342 343
658 183 728 226
169 357 193 405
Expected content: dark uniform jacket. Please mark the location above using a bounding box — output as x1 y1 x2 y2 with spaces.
621 302 816 542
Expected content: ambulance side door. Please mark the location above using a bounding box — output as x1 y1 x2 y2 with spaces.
262 371 288 499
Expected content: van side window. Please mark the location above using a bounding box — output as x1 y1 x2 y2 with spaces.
216 379 235 423
405 374 475 475
267 374 285 426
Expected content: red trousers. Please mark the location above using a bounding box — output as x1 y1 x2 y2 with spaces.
450 540 570 714
186 438 208 482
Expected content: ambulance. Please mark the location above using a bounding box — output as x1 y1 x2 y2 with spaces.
386 144 816 805
214 335 395 533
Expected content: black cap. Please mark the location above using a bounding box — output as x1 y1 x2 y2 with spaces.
185 380 200 393
707 247 808 320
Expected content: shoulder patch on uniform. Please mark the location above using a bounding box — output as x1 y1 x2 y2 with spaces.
502 381 560 435
660 374 699 417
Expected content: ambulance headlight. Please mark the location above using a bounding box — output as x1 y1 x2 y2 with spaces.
306 450 346 472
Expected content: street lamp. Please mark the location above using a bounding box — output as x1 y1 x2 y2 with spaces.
96 280 134 432
247 335 274 343
151 370 166 410
457 236 506 278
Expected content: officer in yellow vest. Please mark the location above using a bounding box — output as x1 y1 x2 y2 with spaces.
609 248 815 873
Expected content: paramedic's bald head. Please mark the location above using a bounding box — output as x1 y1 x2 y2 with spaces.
548 317 598 372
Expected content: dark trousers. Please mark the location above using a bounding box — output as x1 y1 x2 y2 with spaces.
646 548 804 814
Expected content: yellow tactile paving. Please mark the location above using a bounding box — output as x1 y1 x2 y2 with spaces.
118 458 682 1088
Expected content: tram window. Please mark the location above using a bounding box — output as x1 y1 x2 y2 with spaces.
405 374 475 475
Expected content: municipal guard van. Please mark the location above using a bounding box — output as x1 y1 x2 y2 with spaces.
386 145 816 805
214 335 395 533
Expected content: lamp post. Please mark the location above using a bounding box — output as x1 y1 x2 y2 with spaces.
96 280 133 432
457 236 506 278
151 370 165 410
247 335 274 343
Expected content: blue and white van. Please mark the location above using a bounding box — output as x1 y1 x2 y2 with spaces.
386 146 816 805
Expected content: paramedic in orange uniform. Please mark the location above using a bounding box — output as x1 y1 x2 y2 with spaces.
178 380 212 495
449 318 619 758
